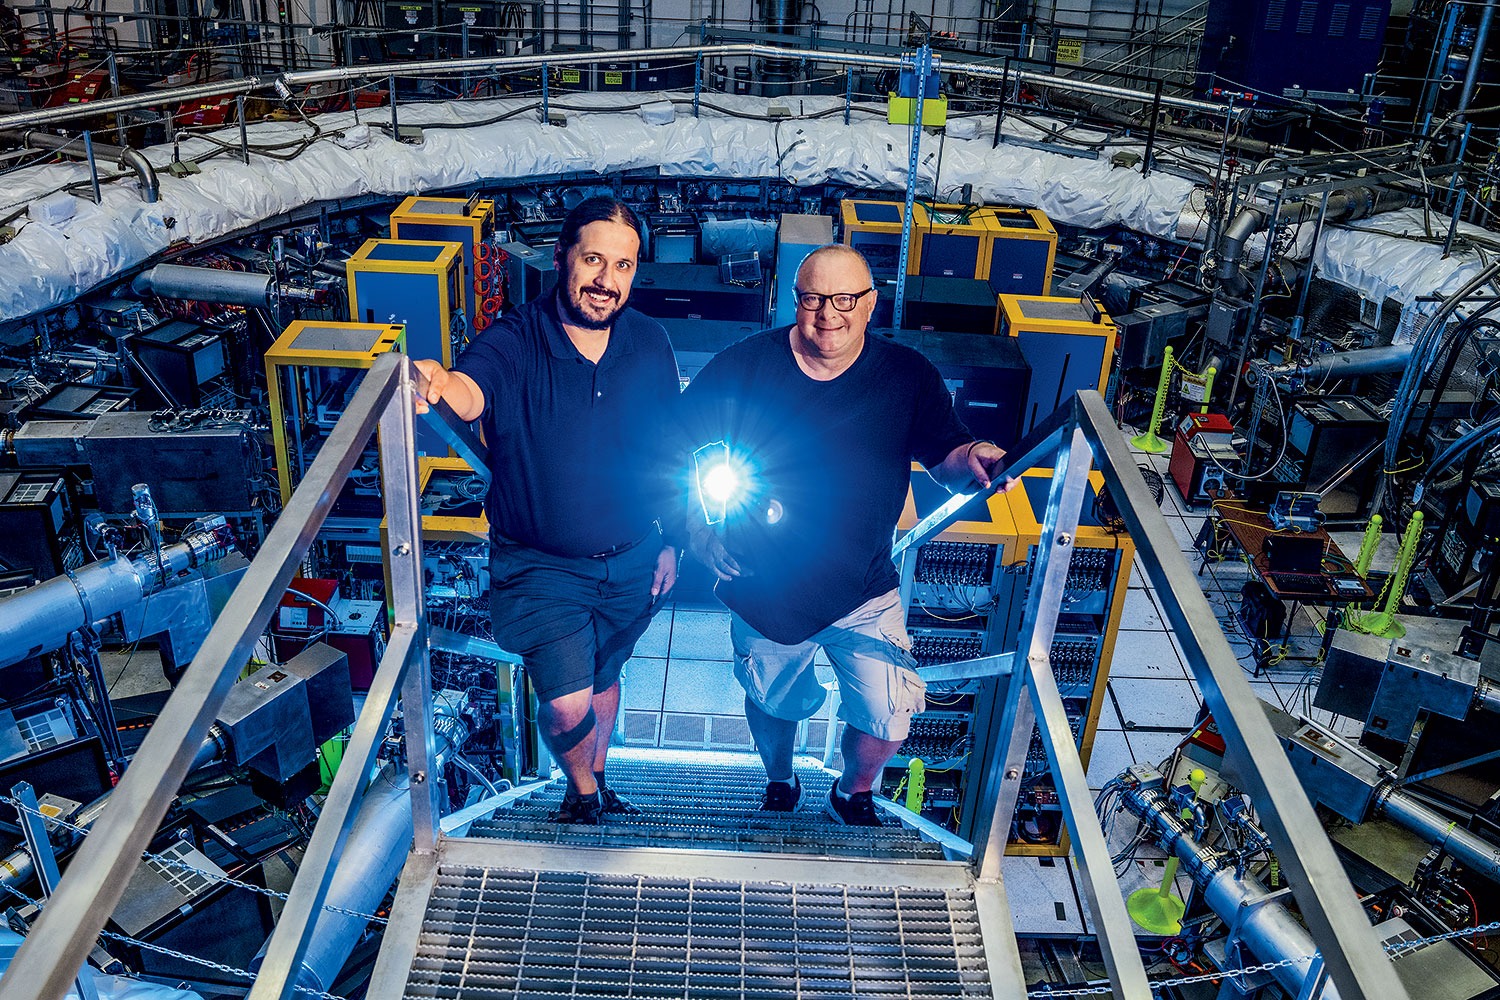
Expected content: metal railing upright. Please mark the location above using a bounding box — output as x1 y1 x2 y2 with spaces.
894 390 1414 1000
0 351 446 1000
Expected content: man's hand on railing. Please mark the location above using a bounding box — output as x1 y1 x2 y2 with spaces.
412 359 484 422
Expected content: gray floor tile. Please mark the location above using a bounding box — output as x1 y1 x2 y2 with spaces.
634 610 673 659
1119 588 1164 631
1108 630 1187 679
619 656 667 712
663 658 743 715
668 609 735 661
1109 676 1201 731
1122 729 1189 771
1087 729 1131 789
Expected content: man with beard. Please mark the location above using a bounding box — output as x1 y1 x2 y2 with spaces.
415 197 681 825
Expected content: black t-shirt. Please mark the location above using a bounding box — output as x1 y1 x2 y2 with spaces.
456 290 681 559
680 328 971 644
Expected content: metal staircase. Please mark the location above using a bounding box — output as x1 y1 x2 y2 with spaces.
464 751 948 859
402 752 994 999
5 355 1420 1000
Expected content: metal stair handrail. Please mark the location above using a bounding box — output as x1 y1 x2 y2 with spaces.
893 390 1411 1000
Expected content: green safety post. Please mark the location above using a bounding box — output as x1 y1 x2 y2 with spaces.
1127 855 1185 934
1354 513 1384 578
905 758 926 813
1131 345 1173 453
1198 366 1217 414
1346 511 1422 639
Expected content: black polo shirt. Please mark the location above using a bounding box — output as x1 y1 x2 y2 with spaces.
455 290 681 559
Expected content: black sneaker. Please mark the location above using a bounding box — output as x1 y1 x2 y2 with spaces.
825 786 883 827
600 787 641 815
550 791 604 825
760 776 802 812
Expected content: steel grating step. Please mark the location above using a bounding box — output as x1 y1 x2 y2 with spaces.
468 753 944 859
404 865 994 999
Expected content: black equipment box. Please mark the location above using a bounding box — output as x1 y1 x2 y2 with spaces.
83 410 259 515
632 263 765 325
1238 581 1285 640
1113 281 1211 369
871 276 999 335
380 0 438 60
21 382 135 420
438 0 500 56
134 319 229 407
501 242 557 306
647 213 701 264
1286 395 1385 489
0 468 71 579
660 318 761 385
874 328 1030 451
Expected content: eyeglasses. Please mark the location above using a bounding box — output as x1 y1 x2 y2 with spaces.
793 288 873 312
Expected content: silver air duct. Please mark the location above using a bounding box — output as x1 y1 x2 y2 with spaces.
133 264 275 309
1122 782 1344 999
23 131 159 204
0 521 233 670
1216 185 1412 297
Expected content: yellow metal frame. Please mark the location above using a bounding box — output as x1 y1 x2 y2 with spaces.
978 207 1059 295
1002 467 1135 856
346 239 464 368
997 293 1119 395
265 320 405 502
897 463 1018 544
389 195 497 327
841 198 929 240
909 202 990 280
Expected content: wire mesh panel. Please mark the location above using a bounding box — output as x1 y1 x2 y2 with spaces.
407 866 993 999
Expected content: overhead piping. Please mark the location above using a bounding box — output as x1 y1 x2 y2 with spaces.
21 131 160 204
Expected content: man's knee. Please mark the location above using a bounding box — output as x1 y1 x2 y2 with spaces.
540 690 597 751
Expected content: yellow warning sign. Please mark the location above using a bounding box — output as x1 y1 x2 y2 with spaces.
1056 37 1084 64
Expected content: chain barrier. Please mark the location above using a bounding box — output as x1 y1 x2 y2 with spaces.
1025 918 1500 997
0 795 388 925
0 881 350 1000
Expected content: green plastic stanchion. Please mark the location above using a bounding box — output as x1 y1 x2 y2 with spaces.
1131 345 1173 453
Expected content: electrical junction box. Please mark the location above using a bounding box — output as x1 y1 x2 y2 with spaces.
216 665 315 783
1368 616 1476 743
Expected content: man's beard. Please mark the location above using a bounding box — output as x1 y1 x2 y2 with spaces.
559 280 625 331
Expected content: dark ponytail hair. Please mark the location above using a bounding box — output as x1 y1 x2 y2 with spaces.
555 196 643 261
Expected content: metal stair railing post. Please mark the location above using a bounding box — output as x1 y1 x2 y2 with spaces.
967 420 1153 999
0 352 426 1000
1072 390 1410 1000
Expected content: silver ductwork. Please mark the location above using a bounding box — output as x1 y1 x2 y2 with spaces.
1123 783 1343 999
23 131 159 203
133 264 276 309
1216 185 1412 296
0 522 233 670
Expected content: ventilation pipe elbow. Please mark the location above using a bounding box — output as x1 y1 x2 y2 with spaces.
22 130 159 203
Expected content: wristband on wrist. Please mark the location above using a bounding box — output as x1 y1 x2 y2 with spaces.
964 439 995 461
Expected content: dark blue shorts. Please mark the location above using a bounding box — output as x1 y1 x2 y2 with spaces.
488 530 663 702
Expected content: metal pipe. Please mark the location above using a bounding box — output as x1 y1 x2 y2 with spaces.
0 42 1234 135
133 264 275 308
1268 344 1416 384
0 525 232 671
22 132 161 204
1216 185 1413 296
1377 786 1500 885
1124 784 1344 1000
251 762 413 993
1457 0 1498 125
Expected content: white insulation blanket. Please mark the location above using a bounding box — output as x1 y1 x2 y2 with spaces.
0 92 1196 322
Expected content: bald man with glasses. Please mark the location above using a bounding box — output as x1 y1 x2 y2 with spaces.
679 244 1008 826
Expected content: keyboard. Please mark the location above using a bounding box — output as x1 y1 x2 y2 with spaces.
1267 571 1331 596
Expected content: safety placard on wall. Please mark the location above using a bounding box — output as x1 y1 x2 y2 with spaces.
1056 37 1083 64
